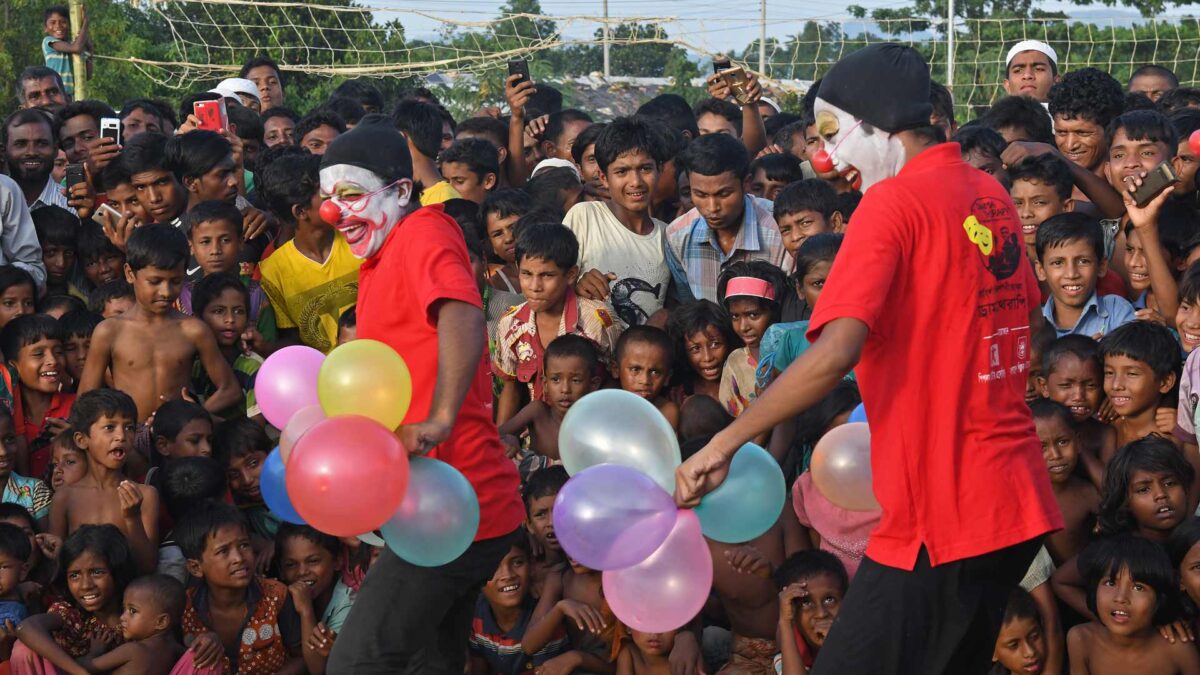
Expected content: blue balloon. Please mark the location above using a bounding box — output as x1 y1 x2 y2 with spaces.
381 458 480 567
694 443 785 543
848 403 868 424
262 448 305 525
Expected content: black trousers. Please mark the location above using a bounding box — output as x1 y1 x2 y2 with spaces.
811 537 1043 675
326 528 522 674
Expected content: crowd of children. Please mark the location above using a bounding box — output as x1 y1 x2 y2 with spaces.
7 4 1200 670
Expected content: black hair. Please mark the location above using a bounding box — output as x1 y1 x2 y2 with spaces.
38 294 84 316
482 188 532 221
1099 320 1180 380
262 106 299 126
1028 397 1074 428
773 178 838 221
276 522 343 568
981 96 1055 145
56 525 136 608
748 153 804 186
793 233 843 284
765 112 803 140
544 334 600 375
953 126 1007 162
1048 67 1126 129
678 399 734 444
637 94 699 140
1161 88 1200 115
76 221 123 267
0 522 30 563
183 200 242 238
456 117 508 151
32 205 79 249
679 132 750 180
693 98 742 135
192 273 249 319
929 81 955 127
14 66 64 105
152 399 211 445
118 99 164 127
440 138 500 182
211 417 272 469
571 123 607 166
716 260 788 321
259 151 320 225
70 388 137 437
239 56 283 87
1107 109 1178 157
55 100 116 133
294 110 346 146
337 306 356 332
0 266 35 299
514 221 578 271
1168 517 1200 589
528 84 563 116
163 130 233 183
773 549 849 594
161 456 227 521
0 504 33 532
614 324 674 364
794 380 861 450
593 115 670 175
127 574 186 625
323 97 366 127
3 107 57 148
1007 154 1074 201
87 280 133 315
667 300 738 369
525 168 581 214
97 158 133 195
543 109 594 148
1034 212 1104 261
1098 435 1195 536
175 500 249 561
1181 261 1200 305
1042 333 1101 378
125 223 189 273
392 99 444 160
226 104 264 146
1000 587 1042 633
835 191 862 221
1081 533 1178 624
332 79 384 112
1131 64 1180 89
522 465 568 511
0 314 62 363
1124 92 1157 114
120 132 170 177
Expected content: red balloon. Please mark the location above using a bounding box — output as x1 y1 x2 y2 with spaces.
810 148 834 174
1190 130 1200 157
318 199 342 226
286 415 410 536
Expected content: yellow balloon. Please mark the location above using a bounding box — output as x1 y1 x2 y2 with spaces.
318 339 413 430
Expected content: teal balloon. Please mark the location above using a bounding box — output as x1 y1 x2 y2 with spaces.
381 458 480 567
694 443 785 543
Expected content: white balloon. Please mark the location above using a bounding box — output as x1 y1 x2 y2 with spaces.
558 389 681 493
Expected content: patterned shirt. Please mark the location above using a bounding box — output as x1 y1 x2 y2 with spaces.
3 473 52 521
470 593 568 675
48 600 124 658
719 346 758 417
182 577 301 675
31 178 72 213
665 195 789 303
41 36 73 98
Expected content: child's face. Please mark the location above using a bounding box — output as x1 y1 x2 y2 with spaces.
776 210 830 258
1107 128 1172 194
101 296 135 319
1178 298 1200 353
158 418 213 460
192 524 255 590
1127 468 1187 535
482 545 531 611
603 150 659 215
964 149 1010 190
0 417 17 482
0 517 37 569
336 324 357 346
76 414 135 471
1123 228 1172 294
279 535 338 601
200 288 249 350
727 298 772 350
67 550 117 615
746 168 788 202
799 261 832 309
631 629 676 658
226 451 266 502
793 572 843 649
1174 138 1200 195
579 143 603 189
684 326 730 383
12 337 65 395
524 495 559 555
992 616 1045 675
1026 347 1044 404
1035 239 1104 310
44 11 69 40
120 586 166 641
130 169 186 224
1178 541 1200 607
1096 565 1157 637
1104 354 1172 419
64 335 93 380
126 264 185 315
543 354 595 416
1010 178 1069 250
50 444 86 490
615 341 671 402
0 283 34 329
83 252 125 288
441 162 493 205
190 219 243 276
1041 354 1103 420
189 155 239 204
42 244 76 287
518 257 577 314
1036 414 1079 485
486 213 519 264
0 552 25 598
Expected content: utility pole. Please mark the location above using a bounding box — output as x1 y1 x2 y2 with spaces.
946 0 955 94
603 0 611 78
759 0 767 74
69 0 86 100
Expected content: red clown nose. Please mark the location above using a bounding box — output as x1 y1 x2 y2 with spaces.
810 149 834 174
1190 130 1200 157
318 199 342 226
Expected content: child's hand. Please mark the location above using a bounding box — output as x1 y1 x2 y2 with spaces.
757 143 786 159
778 581 811 623
1156 407 1178 434
1160 618 1195 643
287 580 316 618
1096 398 1119 424
242 207 272 241
725 545 772 578
557 599 606 634
189 632 224 668
575 269 616 301
525 114 550 142
66 178 96 221
35 533 61 560
0 619 18 643
500 434 522 459
117 481 143 517
240 328 266 355
1122 170 1175 230
535 650 583 675
87 634 114 657
98 206 138 252
1135 307 1167 326
305 622 336 657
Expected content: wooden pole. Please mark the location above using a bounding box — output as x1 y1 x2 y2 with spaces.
68 0 86 100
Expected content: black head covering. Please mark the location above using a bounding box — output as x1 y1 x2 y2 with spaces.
319 122 412 185
817 43 933 133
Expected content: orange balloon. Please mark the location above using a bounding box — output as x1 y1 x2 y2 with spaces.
809 422 879 511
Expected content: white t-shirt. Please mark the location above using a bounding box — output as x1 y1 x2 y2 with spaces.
563 201 670 326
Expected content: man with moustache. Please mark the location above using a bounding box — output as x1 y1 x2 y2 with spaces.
4 109 70 212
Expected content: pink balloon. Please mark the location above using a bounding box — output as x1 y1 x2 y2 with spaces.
256 346 324 428
286 415 410 536
603 510 712 633
279 405 326 463
810 422 879 511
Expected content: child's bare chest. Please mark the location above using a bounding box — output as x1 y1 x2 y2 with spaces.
1088 631 1177 675
529 413 562 459
111 327 195 371
68 489 129 535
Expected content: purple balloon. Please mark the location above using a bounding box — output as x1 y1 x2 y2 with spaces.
603 510 713 633
552 464 677 571
255 346 325 428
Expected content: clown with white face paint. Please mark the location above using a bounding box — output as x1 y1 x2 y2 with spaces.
676 44 1059 675
318 164 411 259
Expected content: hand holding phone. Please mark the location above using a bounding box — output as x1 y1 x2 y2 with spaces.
507 60 531 87
65 163 86 190
100 117 121 146
1127 162 1179 208
193 99 229 133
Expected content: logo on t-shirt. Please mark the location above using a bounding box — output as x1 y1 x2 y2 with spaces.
963 197 1022 281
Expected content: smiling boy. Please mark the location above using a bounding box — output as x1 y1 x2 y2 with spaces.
1036 212 1135 337
1100 321 1180 448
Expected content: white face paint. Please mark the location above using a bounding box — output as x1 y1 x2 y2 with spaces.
318 163 413 259
813 97 908 191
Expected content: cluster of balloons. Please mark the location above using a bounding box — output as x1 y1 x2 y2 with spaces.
809 403 879 511
553 390 785 633
255 340 480 566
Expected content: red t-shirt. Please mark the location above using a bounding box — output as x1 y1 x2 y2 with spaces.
808 143 1062 570
17 391 76 479
356 204 524 542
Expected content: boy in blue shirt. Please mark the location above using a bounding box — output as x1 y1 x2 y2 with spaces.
41 5 89 99
1035 212 1135 337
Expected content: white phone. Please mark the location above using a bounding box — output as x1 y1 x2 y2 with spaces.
91 202 122 226
99 117 121 146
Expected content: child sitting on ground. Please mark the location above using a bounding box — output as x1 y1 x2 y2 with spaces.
2 314 75 480
76 574 187 675
58 309 102 393
189 272 265 421
1100 320 1180 448
522 467 568 599
1039 334 1110 486
774 550 848 675
717 260 789 417
612 326 679 429
990 588 1047 675
1031 399 1099 565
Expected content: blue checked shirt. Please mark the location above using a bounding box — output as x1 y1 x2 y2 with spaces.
665 195 789 303
1042 292 1136 338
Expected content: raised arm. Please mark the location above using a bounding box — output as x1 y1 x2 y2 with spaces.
186 318 243 415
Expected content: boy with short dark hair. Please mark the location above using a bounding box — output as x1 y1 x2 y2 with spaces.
294 110 345 156
540 109 595 161
0 314 74 479
76 221 125 291
1039 335 1112 482
481 188 532 295
613 325 678 429
31 206 81 300
120 132 187 227
1030 398 1099 564
745 153 803 202
440 137 500 204
1009 154 1075 263
1035 212 1135 337
87 279 134 318
393 99 459 206
1100 320 1180 447
774 550 849 674
772 179 844 260
954 126 1011 189
981 95 1054 145
59 309 102 391
211 417 276 541
41 5 88 99
522 465 569 596
190 273 264 421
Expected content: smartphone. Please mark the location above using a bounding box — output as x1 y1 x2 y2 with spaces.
193 99 229 133
1130 162 1179 207
507 60 531 87
713 56 732 74
99 116 121 146
65 163 86 190
91 202 121 226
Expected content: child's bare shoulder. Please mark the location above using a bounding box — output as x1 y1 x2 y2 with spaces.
1165 635 1200 670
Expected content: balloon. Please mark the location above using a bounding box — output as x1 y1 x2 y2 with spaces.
318 339 413 431
356 532 385 547
381 458 480 567
1190 130 1200 157
286 415 410 536
279 405 325 463
559 390 681 493
261 448 305 524
603 510 712 633
694 443 785 543
809 422 879 511
255 346 324 428
848 403 868 424
552 464 677 571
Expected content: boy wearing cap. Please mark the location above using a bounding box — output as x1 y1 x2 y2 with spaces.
1003 40 1060 102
